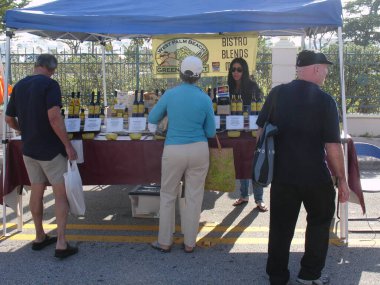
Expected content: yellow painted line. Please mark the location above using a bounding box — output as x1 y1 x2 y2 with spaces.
2 233 379 247
1 223 310 233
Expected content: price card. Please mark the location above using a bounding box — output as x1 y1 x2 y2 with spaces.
114 103 125 110
214 116 220 129
84 118 101 132
106 118 124 132
226 115 244 130
128 117 147 132
64 118 81 132
249 115 259 130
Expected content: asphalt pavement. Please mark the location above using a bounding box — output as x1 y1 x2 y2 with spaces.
0 137 379 285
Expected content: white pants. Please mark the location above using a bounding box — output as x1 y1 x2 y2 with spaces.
158 142 209 247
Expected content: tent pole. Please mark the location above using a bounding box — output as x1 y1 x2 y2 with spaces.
2 31 12 237
101 42 107 109
338 27 348 243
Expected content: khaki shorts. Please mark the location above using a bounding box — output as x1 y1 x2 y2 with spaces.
23 154 67 185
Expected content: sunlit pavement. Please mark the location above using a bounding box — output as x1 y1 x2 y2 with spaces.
1 137 379 285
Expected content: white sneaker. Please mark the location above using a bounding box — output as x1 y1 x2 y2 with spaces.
296 275 330 285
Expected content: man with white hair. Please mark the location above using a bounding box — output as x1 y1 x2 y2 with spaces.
257 50 350 285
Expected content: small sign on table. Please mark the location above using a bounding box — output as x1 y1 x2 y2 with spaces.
84 118 101 132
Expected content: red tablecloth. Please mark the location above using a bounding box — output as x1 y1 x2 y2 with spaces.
0 132 256 203
0 133 365 214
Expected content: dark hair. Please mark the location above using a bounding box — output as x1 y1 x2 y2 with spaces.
180 72 201 84
227 57 251 93
35 54 58 70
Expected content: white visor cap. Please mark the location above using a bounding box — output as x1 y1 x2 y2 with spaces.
180 56 203 77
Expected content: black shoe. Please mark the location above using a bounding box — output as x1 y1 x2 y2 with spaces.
31 235 57 251
296 275 330 285
54 243 78 259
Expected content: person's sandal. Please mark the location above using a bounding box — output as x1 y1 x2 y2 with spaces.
182 243 195 253
232 198 249 206
256 202 268 212
54 243 78 259
31 235 57 251
151 241 171 253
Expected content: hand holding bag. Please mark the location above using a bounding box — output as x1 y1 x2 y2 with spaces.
64 160 86 216
205 134 236 192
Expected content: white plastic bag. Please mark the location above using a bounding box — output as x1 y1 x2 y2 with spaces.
64 160 85 216
70 140 84 164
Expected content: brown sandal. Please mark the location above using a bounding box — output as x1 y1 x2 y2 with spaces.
232 198 249 206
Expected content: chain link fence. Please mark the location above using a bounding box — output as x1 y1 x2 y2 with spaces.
1 48 379 114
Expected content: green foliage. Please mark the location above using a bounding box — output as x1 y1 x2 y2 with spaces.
322 43 380 114
0 0 30 32
343 0 380 46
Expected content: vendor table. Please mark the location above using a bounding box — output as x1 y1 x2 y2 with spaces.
0 132 255 203
0 133 365 214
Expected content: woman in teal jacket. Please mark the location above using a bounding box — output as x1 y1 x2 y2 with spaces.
149 56 216 253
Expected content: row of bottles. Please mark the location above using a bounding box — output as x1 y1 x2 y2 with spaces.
67 92 81 118
206 87 263 115
230 95 244 115
63 88 167 126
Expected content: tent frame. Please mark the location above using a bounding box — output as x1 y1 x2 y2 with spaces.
1 1 349 241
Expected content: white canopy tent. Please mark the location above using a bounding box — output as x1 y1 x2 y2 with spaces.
2 0 349 241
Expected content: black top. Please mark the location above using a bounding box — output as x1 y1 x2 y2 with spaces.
6 74 65 160
257 80 341 186
229 80 262 105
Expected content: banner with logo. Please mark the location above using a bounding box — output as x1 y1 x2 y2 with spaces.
152 32 258 78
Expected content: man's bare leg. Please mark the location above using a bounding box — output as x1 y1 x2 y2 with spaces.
29 183 46 242
51 183 69 250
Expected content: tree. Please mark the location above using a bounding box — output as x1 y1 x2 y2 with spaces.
0 0 30 32
343 0 380 46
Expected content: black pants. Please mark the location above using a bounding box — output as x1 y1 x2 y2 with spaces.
266 181 336 285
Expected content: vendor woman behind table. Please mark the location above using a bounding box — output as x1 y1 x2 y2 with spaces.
227 57 268 212
148 56 216 253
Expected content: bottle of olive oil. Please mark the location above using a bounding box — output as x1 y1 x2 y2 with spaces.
68 92 75 118
94 91 101 118
230 94 237 115
100 107 105 125
250 94 257 115
236 94 243 115
207 88 211 98
111 90 117 117
79 108 85 125
123 107 129 128
74 92 81 118
256 97 263 114
212 87 217 114
88 91 95 118
132 90 139 117
138 90 145 117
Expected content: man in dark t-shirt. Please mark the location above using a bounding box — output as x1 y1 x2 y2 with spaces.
257 50 350 285
5 54 78 259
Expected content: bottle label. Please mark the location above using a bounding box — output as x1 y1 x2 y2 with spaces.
68 105 74 115
138 105 145 114
88 106 95 115
231 102 237 112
